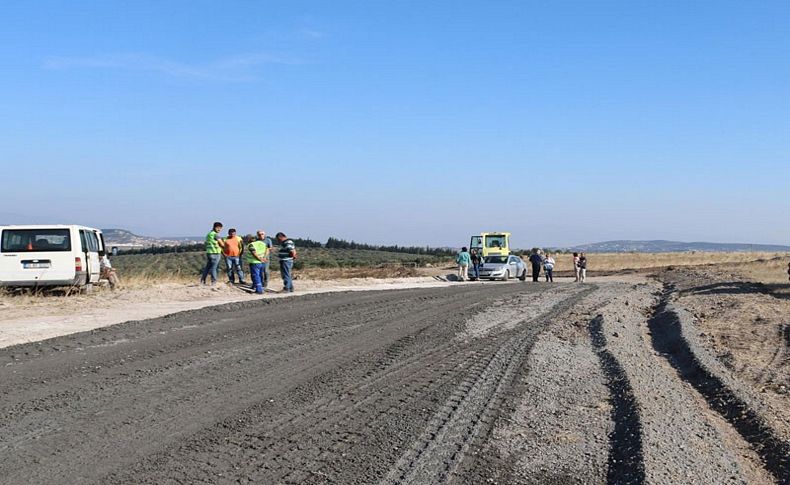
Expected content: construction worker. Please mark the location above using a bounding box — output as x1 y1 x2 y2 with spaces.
244 234 268 294
256 230 274 290
275 232 297 293
223 228 246 285
200 222 225 285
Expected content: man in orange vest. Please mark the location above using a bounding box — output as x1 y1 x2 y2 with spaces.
222 228 246 285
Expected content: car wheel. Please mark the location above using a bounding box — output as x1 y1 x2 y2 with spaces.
502 270 510 281
519 269 527 281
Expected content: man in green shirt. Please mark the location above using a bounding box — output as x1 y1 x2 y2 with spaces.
200 221 225 285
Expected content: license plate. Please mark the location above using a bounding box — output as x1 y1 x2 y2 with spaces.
23 263 50 269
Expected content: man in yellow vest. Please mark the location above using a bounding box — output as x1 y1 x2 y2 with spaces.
222 228 246 285
244 233 269 294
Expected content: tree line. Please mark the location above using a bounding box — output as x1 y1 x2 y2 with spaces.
116 236 453 256
324 237 454 256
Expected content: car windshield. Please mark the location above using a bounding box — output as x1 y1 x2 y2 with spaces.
484 256 508 264
1 229 71 252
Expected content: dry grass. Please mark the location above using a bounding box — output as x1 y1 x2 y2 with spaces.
118 273 195 289
297 266 422 281
725 257 790 284
548 251 790 274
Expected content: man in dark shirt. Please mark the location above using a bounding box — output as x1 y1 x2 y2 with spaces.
276 232 297 293
528 251 543 282
470 249 483 280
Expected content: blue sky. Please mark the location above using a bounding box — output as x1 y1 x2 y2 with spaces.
1 1 788 247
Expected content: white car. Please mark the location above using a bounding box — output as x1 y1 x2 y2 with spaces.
471 255 528 281
0 225 106 288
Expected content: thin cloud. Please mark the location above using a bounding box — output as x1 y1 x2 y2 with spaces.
42 52 300 82
298 28 324 39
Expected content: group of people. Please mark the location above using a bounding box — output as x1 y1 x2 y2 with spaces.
200 222 297 295
529 250 587 282
455 247 588 282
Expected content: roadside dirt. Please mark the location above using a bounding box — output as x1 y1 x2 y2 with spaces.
659 265 790 440
0 276 455 348
0 270 787 484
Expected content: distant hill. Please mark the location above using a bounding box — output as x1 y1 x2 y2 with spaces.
571 240 790 253
102 229 200 248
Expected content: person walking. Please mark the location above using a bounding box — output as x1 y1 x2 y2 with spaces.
256 230 274 290
244 234 268 294
578 252 588 283
456 247 471 282
276 232 297 293
529 250 543 282
572 252 581 282
543 253 555 282
222 228 246 285
200 222 225 285
470 248 483 280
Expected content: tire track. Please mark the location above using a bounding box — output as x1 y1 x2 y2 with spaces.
106 286 573 484
648 286 790 484
1 286 512 484
589 315 646 485
383 286 595 484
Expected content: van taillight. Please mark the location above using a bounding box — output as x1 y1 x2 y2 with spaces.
75 257 82 272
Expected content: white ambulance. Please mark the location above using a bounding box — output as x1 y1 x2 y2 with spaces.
0 225 107 288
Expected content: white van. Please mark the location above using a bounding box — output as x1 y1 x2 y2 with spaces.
0 225 107 288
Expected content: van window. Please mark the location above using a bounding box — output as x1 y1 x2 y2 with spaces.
79 230 99 252
88 231 99 252
1 229 71 252
97 232 106 254
485 235 506 249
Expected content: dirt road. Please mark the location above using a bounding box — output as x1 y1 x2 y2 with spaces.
1 281 787 484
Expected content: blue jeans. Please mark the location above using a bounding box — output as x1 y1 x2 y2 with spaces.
201 253 221 284
472 263 481 279
261 262 270 289
249 263 264 294
280 259 294 292
225 256 245 283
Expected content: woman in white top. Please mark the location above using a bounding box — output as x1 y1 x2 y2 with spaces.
543 254 555 282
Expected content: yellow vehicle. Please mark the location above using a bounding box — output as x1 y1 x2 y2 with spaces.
469 232 511 258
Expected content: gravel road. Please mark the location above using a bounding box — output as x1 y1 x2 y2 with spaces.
1 281 786 484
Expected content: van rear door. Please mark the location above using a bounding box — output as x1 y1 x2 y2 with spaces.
0 228 75 285
79 229 102 283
